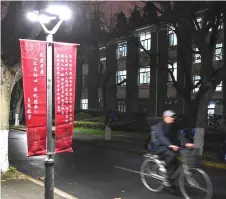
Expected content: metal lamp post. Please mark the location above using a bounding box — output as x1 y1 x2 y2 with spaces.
27 6 71 199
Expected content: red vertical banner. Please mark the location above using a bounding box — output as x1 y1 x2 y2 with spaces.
54 42 78 153
20 39 47 157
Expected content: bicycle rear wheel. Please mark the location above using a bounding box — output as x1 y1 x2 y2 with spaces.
179 168 213 199
140 158 164 192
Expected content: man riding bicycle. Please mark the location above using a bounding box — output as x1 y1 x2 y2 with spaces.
148 110 195 186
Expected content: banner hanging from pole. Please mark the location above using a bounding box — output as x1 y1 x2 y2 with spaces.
20 39 47 157
54 42 78 153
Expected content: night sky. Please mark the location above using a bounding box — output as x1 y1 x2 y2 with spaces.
99 1 144 17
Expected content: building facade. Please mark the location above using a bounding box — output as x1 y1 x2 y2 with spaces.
77 21 226 118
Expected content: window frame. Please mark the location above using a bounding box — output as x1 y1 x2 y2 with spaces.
138 67 150 85
116 70 127 86
80 99 88 110
216 81 222 92
139 31 151 52
214 43 223 61
117 42 127 59
193 48 201 63
168 62 177 82
117 100 126 112
193 75 201 93
168 26 177 46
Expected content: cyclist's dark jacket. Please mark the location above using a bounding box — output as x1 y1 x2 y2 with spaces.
149 121 190 154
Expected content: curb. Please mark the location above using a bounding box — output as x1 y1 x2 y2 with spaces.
11 127 226 171
17 171 78 199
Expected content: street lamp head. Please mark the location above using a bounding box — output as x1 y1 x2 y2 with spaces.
26 11 39 22
27 11 56 24
45 5 72 20
26 5 71 34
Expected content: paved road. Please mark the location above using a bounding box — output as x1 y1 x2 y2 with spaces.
9 131 226 199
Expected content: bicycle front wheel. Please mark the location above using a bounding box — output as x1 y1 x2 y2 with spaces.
140 158 164 192
179 168 213 199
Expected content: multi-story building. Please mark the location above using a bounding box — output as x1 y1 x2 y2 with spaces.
76 20 226 118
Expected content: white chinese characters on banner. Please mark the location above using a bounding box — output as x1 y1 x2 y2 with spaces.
56 53 74 124
27 53 44 120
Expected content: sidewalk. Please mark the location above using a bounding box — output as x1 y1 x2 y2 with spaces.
10 126 226 170
1 172 77 199
1 179 65 199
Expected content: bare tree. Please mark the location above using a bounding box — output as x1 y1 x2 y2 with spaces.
0 1 42 172
99 1 226 154
148 1 226 154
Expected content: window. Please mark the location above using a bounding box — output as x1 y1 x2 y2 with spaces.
207 103 215 115
168 26 177 46
82 75 88 88
193 48 201 63
168 62 177 81
116 70 127 86
117 101 126 112
194 17 203 30
80 99 88 110
214 43 223 61
117 42 127 58
193 75 201 93
140 31 151 52
138 99 148 112
138 67 150 85
99 47 106 61
216 81 222 92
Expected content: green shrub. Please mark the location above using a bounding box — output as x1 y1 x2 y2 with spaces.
76 112 93 120
84 116 105 123
74 121 104 130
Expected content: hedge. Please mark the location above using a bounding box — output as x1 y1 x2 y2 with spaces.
74 121 105 130
75 112 93 120
83 116 105 123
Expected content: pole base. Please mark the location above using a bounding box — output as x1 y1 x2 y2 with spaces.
45 153 54 199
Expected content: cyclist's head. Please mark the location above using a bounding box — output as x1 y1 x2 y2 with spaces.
163 110 176 124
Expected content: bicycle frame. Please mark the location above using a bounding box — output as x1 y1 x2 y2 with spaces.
142 154 192 183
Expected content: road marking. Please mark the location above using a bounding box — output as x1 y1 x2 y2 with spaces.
114 166 141 175
17 171 78 199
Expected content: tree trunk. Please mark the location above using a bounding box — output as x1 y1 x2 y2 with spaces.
14 93 23 126
194 90 213 155
0 80 11 173
0 62 21 173
102 86 107 109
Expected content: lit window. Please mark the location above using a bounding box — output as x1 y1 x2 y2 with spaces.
214 43 223 61
139 31 151 52
116 70 127 86
117 42 127 58
207 103 215 115
195 17 202 30
168 62 177 81
168 26 177 46
138 67 150 85
193 75 201 93
216 81 222 92
117 101 126 112
80 99 88 110
193 48 201 63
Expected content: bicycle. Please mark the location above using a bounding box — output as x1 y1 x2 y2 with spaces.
140 148 213 199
